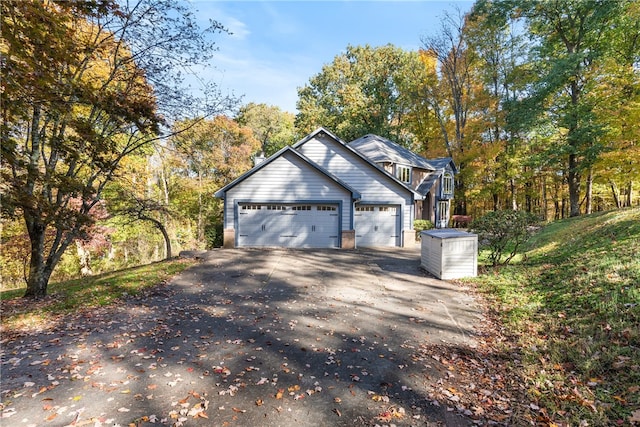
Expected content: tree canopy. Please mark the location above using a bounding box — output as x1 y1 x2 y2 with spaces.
1 0 234 298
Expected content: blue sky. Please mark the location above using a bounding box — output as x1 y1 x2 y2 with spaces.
188 1 474 113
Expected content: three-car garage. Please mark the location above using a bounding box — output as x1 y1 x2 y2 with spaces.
236 202 401 248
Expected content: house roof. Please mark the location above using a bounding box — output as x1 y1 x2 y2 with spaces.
424 157 458 174
214 145 362 201
294 128 423 200
349 134 436 171
415 158 457 195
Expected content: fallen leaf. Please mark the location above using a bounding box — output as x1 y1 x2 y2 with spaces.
255 399 263 406
231 407 246 413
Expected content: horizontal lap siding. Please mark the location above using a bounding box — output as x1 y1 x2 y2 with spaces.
297 135 413 229
224 151 351 231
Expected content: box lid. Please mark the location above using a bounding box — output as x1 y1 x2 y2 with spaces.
421 229 476 239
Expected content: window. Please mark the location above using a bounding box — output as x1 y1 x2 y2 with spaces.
291 205 311 211
267 205 285 210
379 206 397 213
396 165 411 183
241 204 261 210
356 206 374 212
442 173 453 195
438 201 449 226
317 206 336 211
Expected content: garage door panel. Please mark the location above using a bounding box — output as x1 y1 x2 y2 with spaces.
355 205 400 247
237 203 339 248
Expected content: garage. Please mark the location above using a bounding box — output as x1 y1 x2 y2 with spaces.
237 203 340 248
354 205 400 247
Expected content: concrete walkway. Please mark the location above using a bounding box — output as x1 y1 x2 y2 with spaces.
1 247 484 427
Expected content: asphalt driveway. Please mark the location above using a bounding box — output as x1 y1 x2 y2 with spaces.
1 247 486 427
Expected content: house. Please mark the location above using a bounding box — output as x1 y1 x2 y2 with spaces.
348 134 457 229
214 127 456 249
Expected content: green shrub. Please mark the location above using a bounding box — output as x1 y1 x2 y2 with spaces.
413 219 434 241
470 210 539 266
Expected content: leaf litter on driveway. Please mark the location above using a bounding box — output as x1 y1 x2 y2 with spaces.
1 248 528 426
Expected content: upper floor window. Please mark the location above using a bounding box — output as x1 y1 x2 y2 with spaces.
396 165 411 183
442 173 453 195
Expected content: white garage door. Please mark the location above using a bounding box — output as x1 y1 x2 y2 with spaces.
354 205 400 247
237 203 340 248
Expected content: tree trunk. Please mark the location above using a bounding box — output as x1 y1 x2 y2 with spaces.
568 153 581 217
585 169 593 214
542 175 548 221
610 180 621 208
197 171 204 243
157 221 172 259
23 220 53 298
24 229 50 298
626 181 633 207
76 241 93 276
510 178 517 211
141 215 172 259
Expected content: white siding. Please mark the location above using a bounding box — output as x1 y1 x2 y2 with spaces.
297 134 414 231
223 151 352 232
420 230 477 279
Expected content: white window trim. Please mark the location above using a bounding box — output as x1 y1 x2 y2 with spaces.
442 173 453 195
396 165 411 184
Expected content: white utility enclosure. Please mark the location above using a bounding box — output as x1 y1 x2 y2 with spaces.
421 229 477 280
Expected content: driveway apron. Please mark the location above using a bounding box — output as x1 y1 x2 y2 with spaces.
1 247 484 427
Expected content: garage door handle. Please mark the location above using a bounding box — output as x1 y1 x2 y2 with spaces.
375 226 378 231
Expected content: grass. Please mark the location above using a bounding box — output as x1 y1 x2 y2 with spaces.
0 258 195 332
470 207 640 426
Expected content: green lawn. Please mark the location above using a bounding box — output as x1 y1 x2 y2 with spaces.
471 207 640 426
1 258 195 332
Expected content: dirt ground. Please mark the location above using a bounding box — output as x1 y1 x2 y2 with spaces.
1 247 499 427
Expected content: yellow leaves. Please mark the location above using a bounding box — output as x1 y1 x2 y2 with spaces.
377 407 406 422
371 394 389 403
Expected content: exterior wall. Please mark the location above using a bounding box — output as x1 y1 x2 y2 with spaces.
341 230 355 249
297 134 415 235
411 168 430 190
222 151 353 234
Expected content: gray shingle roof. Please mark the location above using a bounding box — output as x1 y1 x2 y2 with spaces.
349 134 436 170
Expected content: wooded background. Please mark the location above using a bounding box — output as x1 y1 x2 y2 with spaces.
2 0 638 295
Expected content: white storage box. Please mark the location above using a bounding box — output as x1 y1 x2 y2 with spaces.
421 229 477 280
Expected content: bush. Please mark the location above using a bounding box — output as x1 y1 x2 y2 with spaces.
413 219 434 241
470 210 539 266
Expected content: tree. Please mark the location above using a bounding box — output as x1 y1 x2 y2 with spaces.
236 103 297 156
419 8 476 215
166 116 260 247
503 0 631 217
471 210 539 266
296 44 426 146
1 0 234 298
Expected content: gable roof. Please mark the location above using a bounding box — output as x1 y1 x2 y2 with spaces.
349 134 436 171
424 157 458 174
214 145 361 200
416 159 457 194
294 128 423 200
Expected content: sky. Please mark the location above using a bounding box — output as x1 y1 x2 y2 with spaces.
188 0 475 113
